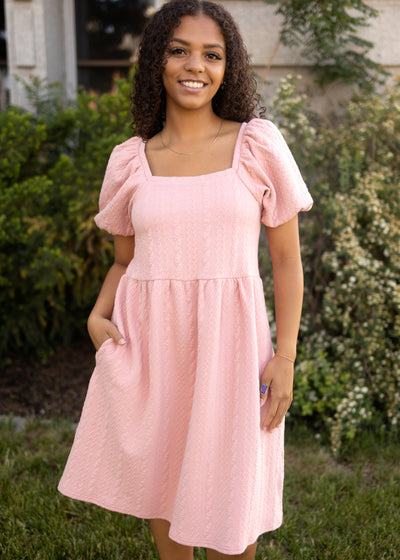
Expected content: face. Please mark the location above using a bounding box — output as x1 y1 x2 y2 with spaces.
162 14 226 112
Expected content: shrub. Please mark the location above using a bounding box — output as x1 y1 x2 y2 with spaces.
264 76 400 452
0 108 46 186
0 78 133 363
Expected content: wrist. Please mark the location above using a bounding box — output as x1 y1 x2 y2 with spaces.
275 350 296 364
88 311 111 325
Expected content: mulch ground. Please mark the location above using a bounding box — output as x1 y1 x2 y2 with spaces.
0 338 95 422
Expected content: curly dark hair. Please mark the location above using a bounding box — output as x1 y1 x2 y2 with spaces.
131 0 263 140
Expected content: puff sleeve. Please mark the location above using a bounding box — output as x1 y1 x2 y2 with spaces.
94 137 142 236
238 119 313 227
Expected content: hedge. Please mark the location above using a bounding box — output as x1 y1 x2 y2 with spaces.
0 78 132 361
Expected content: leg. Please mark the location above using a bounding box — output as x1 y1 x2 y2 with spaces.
206 541 257 560
149 518 194 560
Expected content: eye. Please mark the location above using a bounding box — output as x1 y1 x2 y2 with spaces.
206 52 223 61
168 47 187 57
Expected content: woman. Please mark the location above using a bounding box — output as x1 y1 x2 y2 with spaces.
58 1 313 558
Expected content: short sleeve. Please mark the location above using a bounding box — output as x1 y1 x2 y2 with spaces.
94 137 142 236
238 119 313 228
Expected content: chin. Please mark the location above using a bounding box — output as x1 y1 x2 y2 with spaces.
169 97 214 112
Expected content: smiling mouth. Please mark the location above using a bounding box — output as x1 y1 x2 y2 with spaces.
179 80 206 89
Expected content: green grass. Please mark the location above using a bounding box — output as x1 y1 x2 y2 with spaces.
0 418 399 559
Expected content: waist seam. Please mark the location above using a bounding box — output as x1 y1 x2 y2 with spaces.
123 274 262 283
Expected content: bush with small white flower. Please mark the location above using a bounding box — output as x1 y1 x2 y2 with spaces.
261 75 400 453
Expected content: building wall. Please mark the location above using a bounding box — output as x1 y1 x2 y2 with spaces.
5 0 76 110
4 0 400 112
43 0 65 86
223 0 400 113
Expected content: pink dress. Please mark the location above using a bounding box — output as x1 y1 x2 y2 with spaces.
58 119 313 555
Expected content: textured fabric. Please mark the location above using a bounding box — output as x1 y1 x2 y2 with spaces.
58 118 313 555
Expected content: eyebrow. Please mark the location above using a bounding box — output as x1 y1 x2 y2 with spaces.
170 38 225 51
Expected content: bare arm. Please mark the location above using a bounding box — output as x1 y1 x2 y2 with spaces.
87 234 135 350
260 215 304 430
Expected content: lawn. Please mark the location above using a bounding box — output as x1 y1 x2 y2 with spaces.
0 417 399 559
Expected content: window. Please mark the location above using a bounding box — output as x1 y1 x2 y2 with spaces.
75 0 154 94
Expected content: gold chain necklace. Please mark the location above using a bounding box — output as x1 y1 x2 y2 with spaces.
160 119 223 156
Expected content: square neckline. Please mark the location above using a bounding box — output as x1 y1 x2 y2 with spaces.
139 122 247 180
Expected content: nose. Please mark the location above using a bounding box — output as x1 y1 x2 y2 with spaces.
184 52 205 73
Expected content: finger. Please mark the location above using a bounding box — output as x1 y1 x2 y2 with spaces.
262 399 279 430
107 323 126 345
260 382 269 407
265 400 290 431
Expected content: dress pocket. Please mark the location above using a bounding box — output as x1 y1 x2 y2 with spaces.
95 337 115 360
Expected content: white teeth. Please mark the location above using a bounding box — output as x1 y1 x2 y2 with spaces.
181 81 205 89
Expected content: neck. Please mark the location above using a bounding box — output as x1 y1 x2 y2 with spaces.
163 105 221 143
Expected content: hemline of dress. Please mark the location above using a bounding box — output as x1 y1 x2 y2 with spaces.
57 487 283 555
